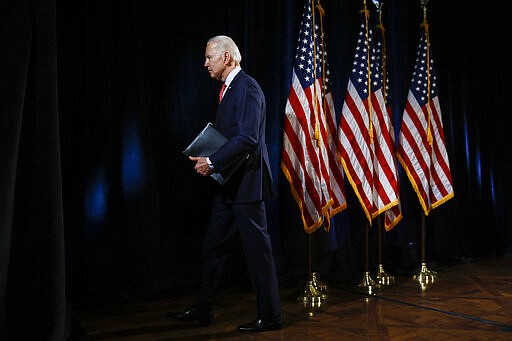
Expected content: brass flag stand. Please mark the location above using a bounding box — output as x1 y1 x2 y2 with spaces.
299 234 328 317
413 213 437 289
358 221 380 295
376 215 395 285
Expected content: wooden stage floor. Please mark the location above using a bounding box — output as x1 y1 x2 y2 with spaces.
75 256 512 340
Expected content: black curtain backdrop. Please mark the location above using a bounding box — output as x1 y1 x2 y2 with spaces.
1 0 509 339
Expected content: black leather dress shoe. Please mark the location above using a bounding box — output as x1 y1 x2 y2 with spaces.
236 318 283 332
166 307 212 326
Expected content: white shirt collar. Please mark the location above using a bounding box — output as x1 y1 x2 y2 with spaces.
224 66 241 88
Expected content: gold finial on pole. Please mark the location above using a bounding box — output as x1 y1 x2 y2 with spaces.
372 1 387 102
371 0 383 23
420 0 429 22
419 0 432 145
360 1 373 145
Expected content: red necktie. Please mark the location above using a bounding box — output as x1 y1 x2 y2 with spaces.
219 83 227 103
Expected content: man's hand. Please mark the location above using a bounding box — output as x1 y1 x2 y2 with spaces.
189 156 213 176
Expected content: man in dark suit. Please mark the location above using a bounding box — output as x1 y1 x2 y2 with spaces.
167 35 282 333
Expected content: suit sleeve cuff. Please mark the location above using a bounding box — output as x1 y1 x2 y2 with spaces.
206 157 214 170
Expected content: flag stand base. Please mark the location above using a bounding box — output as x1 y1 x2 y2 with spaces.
376 264 395 285
358 271 380 295
413 262 437 290
298 272 328 317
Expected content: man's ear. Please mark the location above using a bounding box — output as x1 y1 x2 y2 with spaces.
224 51 231 65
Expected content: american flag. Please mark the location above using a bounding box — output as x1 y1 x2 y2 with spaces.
337 12 400 226
396 24 454 215
281 0 347 234
374 20 402 231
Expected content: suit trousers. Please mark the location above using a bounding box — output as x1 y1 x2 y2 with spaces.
196 194 281 320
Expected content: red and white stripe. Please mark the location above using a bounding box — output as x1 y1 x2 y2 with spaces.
282 73 346 234
397 94 454 214
338 79 400 226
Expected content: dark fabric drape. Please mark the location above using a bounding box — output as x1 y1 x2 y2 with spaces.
0 0 82 339
1 0 510 339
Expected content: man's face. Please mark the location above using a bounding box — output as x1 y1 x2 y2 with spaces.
204 42 226 81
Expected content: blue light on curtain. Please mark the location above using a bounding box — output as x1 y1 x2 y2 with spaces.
85 166 108 240
85 167 107 224
122 112 146 199
490 168 495 204
475 144 482 189
464 113 470 174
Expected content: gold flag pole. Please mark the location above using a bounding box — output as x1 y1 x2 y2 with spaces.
372 0 394 286
413 0 437 290
298 0 328 316
356 0 380 296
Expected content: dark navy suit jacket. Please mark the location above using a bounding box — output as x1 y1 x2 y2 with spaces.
209 70 274 203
